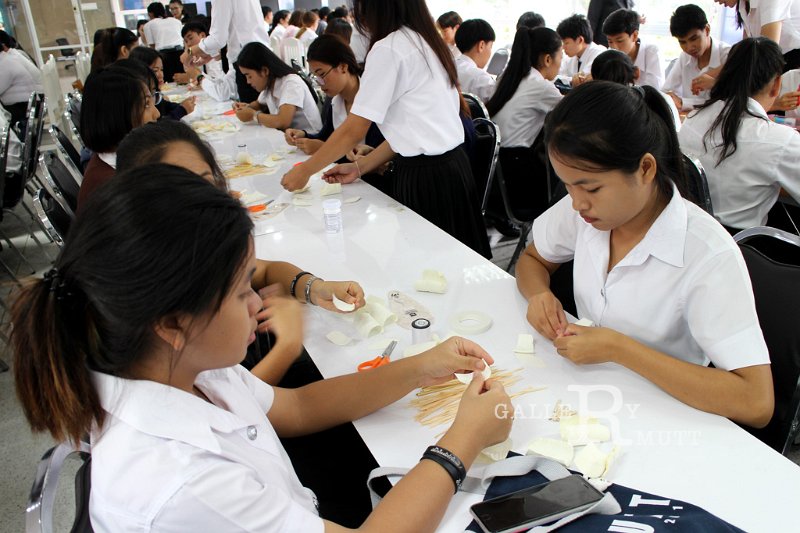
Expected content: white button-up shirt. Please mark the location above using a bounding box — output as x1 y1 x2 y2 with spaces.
559 42 607 78
199 0 272 63
456 54 496 102
663 39 731 105
678 98 800 229
492 68 562 148
633 39 664 90
257 74 323 134
738 0 800 54
143 17 183 50
532 188 770 370
90 366 323 532
0 49 42 106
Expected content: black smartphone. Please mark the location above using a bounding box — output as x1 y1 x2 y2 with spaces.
470 474 604 533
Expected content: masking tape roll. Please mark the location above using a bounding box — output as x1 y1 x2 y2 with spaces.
449 310 493 335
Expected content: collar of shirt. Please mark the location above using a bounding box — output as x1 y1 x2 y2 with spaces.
457 54 477 69
746 97 769 119
526 67 546 83
681 39 723 71
98 152 117 169
92 369 267 454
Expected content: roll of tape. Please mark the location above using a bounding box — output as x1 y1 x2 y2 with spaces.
449 310 492 335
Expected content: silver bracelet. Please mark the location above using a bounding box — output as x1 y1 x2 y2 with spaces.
304 275 320 305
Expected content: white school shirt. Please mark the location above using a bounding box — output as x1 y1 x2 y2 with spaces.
257 74 322 133
532 188 770 370
780 68 800 118
0 106 21 172
350 27 371 64
456 54 496 102
351 27 464 157
738 0 800 54
0 49 42 106
559 42 607 78
199 0 272 63
491 68 562 148
143 17 183 50
678 98 800 228
297 29 317 48
271 24 288 41
633 39 664 90
654 87 682 132
202 68 238 102
89 366 323 532
662 39 731 104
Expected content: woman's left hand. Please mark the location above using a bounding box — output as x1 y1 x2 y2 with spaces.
415 337 494 388
235 106 256 122
180 96 196 114
772 91 800 111
311 280 366 312
281 164 312 191
552 324 626 365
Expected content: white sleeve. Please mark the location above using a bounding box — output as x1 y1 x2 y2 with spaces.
662 58 682 95
200 0 232 57
476 71 496 103
530 195 579 264
276 75 307 109
684 249 770 371
757 0 793 26
231 365 275 413
351 44 401 123
535 82 563 113
155 462 324 533
201 69 237 102
143 22 155 46
774 132 800 203
642 44 664 90
717 42 731 67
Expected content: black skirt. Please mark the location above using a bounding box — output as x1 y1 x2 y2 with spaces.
392 146 492 259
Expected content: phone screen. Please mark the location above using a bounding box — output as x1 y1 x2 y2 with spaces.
470 475 604 533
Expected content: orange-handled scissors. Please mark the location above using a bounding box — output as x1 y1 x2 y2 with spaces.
358 340 397 371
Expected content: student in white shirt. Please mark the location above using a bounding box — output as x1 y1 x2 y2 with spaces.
90 27 139 73
603 8 664 89
437 10 462 58
233 42 322 133
517 81 774 428
665 5 731 109
556 14 607 87
0 31 43 125
143 2 185 82
295 11 319 48
281 0 492 258
270 10 290 39
454 19 496 103
679 38 800 230
592 49 682 131
0 106 22 173
11 167 512 532
179 21 224 85
284 10 304 40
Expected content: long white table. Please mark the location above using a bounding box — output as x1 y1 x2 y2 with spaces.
184 100 800 532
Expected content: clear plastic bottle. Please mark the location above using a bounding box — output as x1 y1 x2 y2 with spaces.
323 199 343 233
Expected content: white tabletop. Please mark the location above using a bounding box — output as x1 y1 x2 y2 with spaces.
186 98 800 533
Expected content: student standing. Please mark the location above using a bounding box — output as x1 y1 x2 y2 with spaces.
518 81 773 428
556 14 607 87
603 8 664 89
143 2 184 82
280 0 491 258
679 38 800 231
454 19 497 103
664 5 730 109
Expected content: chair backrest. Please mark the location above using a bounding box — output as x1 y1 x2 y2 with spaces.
495 127 551 225
21 93 46 182
55 37 76 57
39 152 79 214
471 118 501 215
26 440 92 533
734 226 800 455
49 125 82 180
270 34 282 53
486 48 509 76
463 93 489 120
282 38 306 71
64 93 84 149
0 126 9 176
682 153 714 215
32 188 72 247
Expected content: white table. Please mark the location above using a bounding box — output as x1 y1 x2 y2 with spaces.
190 105 800 533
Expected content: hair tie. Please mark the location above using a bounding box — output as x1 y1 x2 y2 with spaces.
43 268 79 303
632 85 645 98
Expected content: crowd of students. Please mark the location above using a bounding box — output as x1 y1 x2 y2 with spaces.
6 0 800 531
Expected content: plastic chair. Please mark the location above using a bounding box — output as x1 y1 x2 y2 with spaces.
734 226 800 455
282 38 306 71
463 92 489 120
269 34 282 54
39 152 79 215
48 125 83 184
682 153 713 215
26 440 93 533
32 188 72 247
486 48 509 76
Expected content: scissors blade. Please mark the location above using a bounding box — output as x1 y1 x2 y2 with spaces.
382 340 398 357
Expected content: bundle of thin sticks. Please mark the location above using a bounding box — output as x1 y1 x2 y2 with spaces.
225 164 277 179
410 368 545 428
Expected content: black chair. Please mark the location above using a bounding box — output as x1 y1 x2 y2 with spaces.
20 93 46 185
64 92 84 150
55 37 76 70
32 188 72 247
49 124 82 178
463 92 489 120
734 226 800 455
471 118 501 217
682 153 713 215
39 152 79 215
26 440 93 533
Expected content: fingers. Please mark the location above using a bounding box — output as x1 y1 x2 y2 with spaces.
453 337 493 366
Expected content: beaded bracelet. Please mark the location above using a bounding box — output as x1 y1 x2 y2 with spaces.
420 445 466 493
304 275 320 305
289 271 311 299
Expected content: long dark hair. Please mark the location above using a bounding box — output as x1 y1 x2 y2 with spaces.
129 45 162 68
11 165 253 445
236 41 295 94
486 27 561 116
117 121 227 189
591 49 636 85
90 27 138 72
696 37 785 165
307 34 363 76
545 81 688 202
351 0 459 89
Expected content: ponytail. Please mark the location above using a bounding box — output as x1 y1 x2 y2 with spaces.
90 27 137 72
486 27 561 116
696 37 784 165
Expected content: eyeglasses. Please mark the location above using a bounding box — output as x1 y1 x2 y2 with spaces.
310 66 334 86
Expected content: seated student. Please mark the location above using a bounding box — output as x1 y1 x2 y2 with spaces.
78 65 160 210
130 47 196 120
454 19 496 103
11 165 512 531
437 11 462 58
116 120 367 384
556 14 606 87
178 20 236 102
325 17 353 43
603 8 664 89
592 49 682 131
284 9 305 40
232 42 322 133
295 10 320 48
0 30 43 126
90 27 139 73
517 81 774 429
774 67 800 117
517 11 546 30
678 37 800 231
270 9 291 39
664 5 730 110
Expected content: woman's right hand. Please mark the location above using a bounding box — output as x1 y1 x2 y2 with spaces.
284 128 305 146
447 375 513 451
526 290 567 340
256 287 304 355
322 163 360 184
